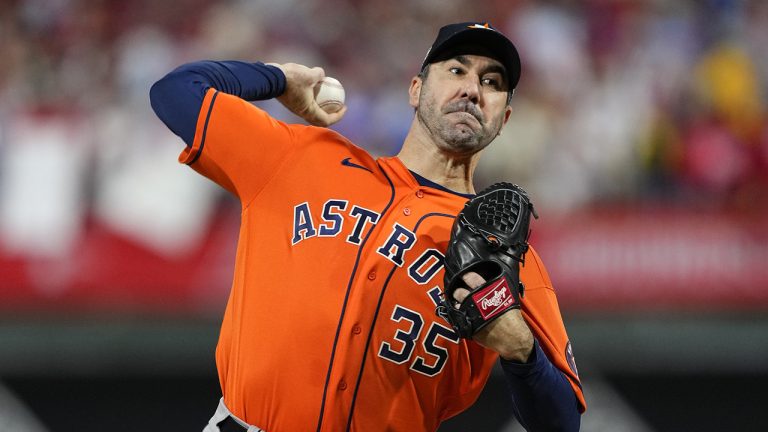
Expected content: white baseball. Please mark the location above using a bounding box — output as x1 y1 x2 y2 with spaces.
314 77 345 114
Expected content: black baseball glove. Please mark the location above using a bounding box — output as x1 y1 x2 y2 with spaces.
436 182 538 339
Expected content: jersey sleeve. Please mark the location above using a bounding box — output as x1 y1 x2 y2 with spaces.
520 246 587 413
179 88 298 203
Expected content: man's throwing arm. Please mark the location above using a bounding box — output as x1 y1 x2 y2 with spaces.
149 61 286 146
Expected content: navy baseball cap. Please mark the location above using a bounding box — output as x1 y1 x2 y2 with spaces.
421 22 521 90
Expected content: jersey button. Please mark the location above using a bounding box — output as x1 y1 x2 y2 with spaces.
403 207 411 216
367 271 376 280
416 190 424 198
352 325 362 335
338 379 348 390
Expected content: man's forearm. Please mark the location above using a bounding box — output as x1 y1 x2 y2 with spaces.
501 340 581 431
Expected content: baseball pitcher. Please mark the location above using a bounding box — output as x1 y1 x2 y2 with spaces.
150 21 585 432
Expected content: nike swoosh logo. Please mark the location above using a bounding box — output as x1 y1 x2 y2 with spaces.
341 157 373 173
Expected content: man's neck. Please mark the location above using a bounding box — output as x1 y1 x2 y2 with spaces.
396 119 480 194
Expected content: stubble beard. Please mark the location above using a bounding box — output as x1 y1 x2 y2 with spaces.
416 89 504 156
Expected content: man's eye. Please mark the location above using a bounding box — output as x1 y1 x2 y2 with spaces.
449 67 463 75
482 77 502 89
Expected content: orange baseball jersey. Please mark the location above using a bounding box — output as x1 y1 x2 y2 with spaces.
179 88 585 431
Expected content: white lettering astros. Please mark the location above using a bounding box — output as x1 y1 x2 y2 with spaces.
289 199 446 283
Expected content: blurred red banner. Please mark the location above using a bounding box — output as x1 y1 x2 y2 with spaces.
532 206 768 311
1 206 767 313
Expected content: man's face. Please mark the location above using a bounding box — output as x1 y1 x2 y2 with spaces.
410 54 512 156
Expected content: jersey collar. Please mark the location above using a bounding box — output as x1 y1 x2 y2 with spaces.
377 156 475 199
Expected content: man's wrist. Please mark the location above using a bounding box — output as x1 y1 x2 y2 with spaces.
500 338 538 368
498 338 534 363
261 62 287 97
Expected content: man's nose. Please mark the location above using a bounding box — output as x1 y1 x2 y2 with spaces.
459 76 481 104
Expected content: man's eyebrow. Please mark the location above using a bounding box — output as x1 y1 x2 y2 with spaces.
484 64 506 77
453 55 471 66
451 55 507 77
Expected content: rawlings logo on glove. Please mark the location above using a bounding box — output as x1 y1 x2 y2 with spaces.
475 278 514 319
436 182 537 339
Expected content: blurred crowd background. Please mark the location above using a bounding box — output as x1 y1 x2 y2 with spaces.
2 0 768 217
1 0 767 431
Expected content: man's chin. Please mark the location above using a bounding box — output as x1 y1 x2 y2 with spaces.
442 133 485 155
446 118 483 137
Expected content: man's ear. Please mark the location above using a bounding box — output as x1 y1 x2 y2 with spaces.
496 105 513 137
503 105 512 126
408 76 422 108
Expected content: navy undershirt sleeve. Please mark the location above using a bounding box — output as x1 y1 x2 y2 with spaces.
149 60 286 146
500 340 581 431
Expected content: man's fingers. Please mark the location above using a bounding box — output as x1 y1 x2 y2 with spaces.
308 66 325 84
461 272 486 289
453 287 471 304
324 104 347 125
451 272 487 306
280 63 324 86
305 104 347 127
275 63 338 126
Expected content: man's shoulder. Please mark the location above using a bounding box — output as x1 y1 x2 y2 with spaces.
298 126 374 161
520 245 556 292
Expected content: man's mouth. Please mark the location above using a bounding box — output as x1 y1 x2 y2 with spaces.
447 110 482 129
451 110 478 120
444 101 484 126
